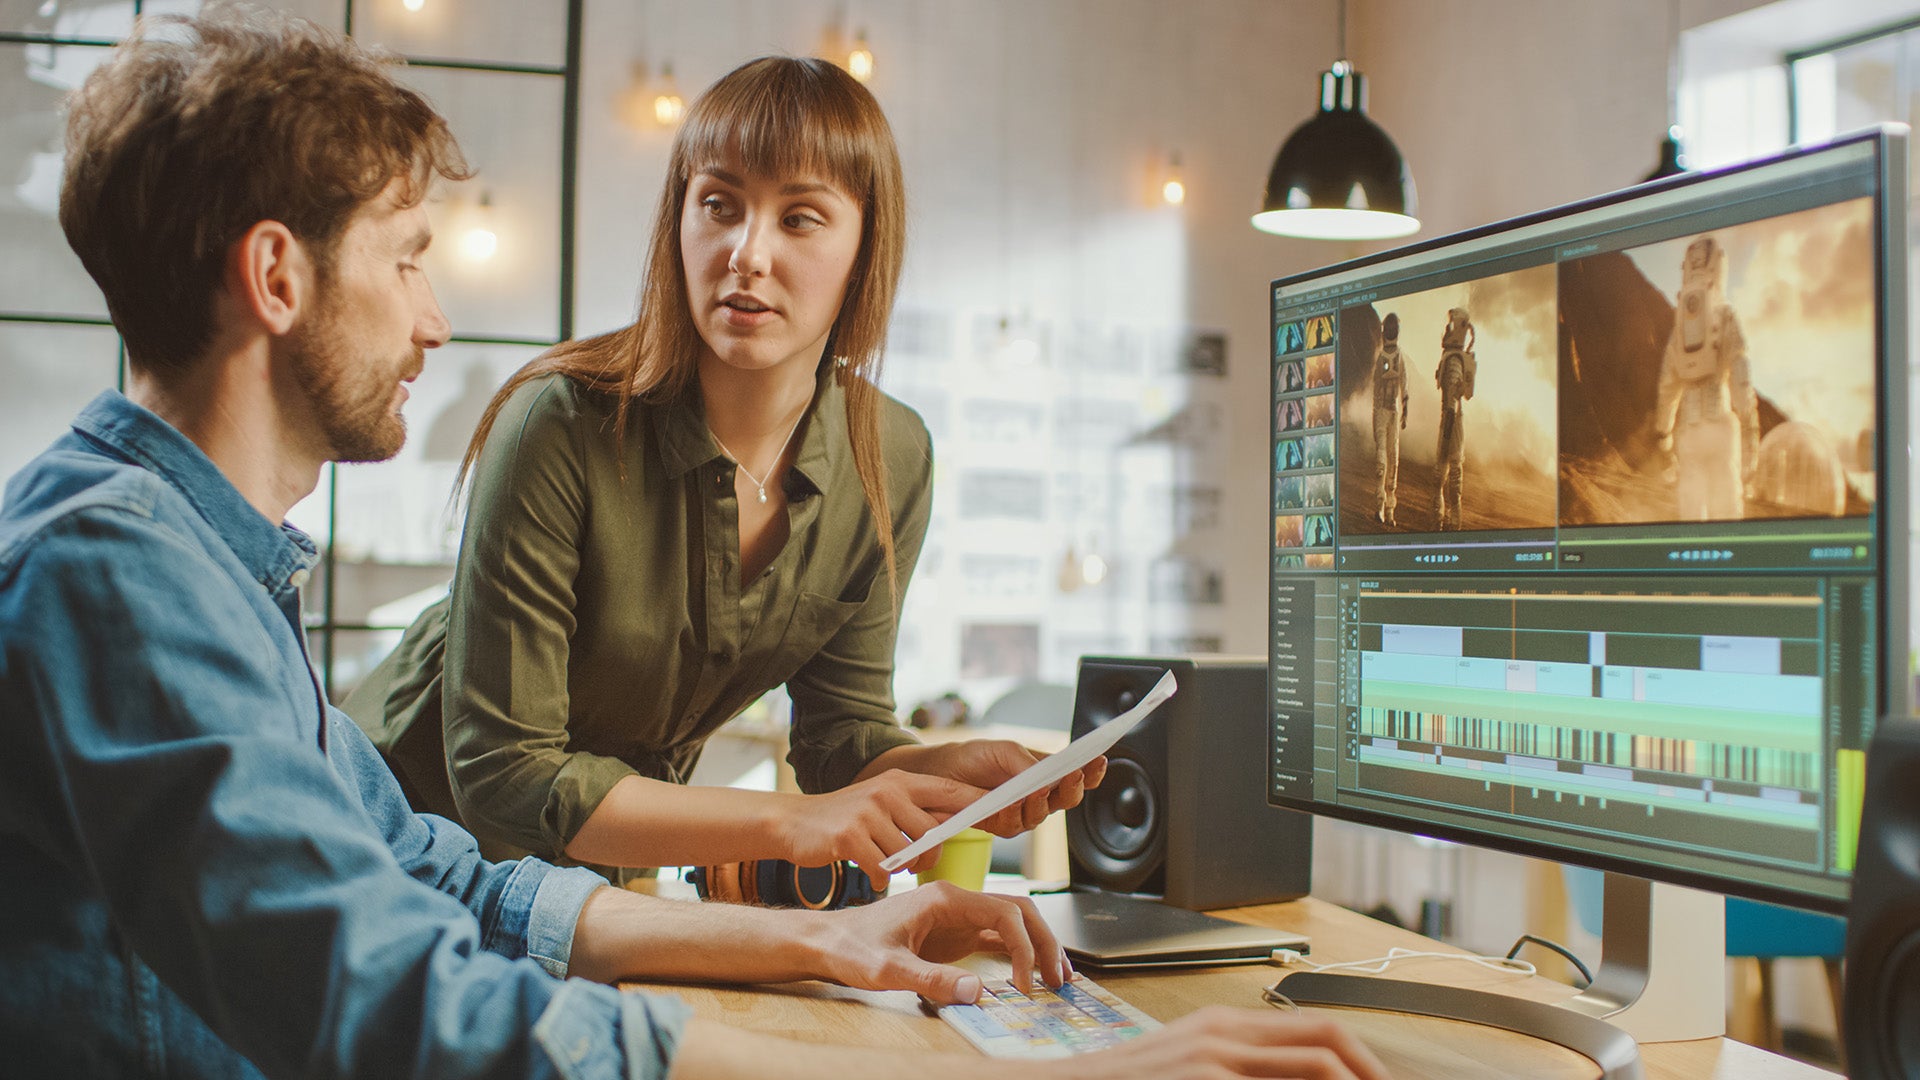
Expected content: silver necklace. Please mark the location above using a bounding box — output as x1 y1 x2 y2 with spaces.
710 409 805 504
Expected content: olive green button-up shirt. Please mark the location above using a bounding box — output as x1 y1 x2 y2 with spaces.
344 365 931 871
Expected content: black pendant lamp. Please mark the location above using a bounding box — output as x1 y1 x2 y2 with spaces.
1642 127 1688 183
1252 0 1418 240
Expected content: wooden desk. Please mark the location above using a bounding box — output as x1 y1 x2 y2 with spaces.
621 887 1839 1079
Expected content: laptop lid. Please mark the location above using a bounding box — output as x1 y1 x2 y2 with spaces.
1030 890 1310 968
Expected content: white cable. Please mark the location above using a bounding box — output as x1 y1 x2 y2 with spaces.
1270 946 1536 978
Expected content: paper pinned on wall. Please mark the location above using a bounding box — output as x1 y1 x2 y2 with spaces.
880 670 1178 873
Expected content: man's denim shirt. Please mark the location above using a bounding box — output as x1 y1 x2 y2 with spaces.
0 392 689 1079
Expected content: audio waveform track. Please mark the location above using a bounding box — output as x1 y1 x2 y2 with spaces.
1362 709 1817 789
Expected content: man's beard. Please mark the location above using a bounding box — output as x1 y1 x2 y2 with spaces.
286 298 420 464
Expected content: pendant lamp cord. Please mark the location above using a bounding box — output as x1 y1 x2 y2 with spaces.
1666 0 1680 128
1336 0 1347 63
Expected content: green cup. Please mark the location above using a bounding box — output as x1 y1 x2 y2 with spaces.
916 827 993 890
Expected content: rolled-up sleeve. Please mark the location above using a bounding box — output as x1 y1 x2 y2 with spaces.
536 981 691 1080
0 502 683 1079
326 705 610 975
785 409 934 792
444 377 638 859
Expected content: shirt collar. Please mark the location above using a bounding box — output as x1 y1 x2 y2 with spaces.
657 359 848 498
70 390 319 591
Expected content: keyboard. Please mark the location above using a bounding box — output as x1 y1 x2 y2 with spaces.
937 974 1160 1058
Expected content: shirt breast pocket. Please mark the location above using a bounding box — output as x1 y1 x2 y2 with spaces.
760 577 873 687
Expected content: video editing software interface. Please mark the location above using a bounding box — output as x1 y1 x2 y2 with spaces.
1268 135 1902 908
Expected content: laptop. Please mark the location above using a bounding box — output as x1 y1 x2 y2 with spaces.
1029 889 1310 968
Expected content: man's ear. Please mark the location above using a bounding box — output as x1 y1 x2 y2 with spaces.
224 220 310 337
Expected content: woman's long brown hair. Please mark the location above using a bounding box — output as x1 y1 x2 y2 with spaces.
455 56 908 597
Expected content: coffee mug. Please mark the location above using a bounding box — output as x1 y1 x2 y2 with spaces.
916 827 993 890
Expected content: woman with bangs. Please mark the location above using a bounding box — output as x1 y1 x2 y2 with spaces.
345 56 1101 890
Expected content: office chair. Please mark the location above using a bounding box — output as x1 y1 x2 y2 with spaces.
978 680 1075 731
977 681 1075 873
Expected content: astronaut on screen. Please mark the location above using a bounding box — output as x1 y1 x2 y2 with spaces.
1371 313 1409 526
1434 307 1476 531
1651 235 1759 521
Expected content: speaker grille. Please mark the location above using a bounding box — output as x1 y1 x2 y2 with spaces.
1066 663 1170 895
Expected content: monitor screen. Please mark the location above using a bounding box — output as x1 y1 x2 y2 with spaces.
1267 129 1908 915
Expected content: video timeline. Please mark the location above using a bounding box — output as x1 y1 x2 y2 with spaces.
1324 578 1869 876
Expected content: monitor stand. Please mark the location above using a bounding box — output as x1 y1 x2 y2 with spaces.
1558 872 1725 1043
1273 873 1724 1080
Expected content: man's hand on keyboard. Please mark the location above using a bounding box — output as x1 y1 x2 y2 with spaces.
806 881 1070 1005
1068 1007 1393 1080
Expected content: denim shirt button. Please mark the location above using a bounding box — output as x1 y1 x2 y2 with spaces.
289 568 311 588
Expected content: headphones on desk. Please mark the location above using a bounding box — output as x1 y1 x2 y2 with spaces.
687 859 884 910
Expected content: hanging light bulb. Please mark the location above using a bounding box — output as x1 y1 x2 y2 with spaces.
847 28 874 83
653 63 685 126
993 315 1042 366
1080 551 1108 586
1162 151 1186 205
401 0 425 12
460 191 498 262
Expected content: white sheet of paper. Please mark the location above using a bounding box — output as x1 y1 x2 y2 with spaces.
880 670 1178 873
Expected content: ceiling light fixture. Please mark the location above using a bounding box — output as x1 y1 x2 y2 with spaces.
1162 151 1187 206
1252 0 1417 240
847 28 874 82
460 191 498 262
653 62 685 126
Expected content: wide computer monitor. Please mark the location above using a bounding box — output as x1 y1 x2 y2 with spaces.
1266 127 1907 1062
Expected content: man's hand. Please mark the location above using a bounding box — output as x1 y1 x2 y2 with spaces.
777 771 988 889
805 881 1070 1004
668 1007 1395 1079
1067 1007 1394 1080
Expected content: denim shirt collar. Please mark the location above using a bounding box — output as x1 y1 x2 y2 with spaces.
70 390 319 592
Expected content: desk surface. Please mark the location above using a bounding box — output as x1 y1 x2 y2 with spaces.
621 887 1839 1080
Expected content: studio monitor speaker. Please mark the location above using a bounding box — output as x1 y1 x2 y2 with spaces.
1844 716 1920 1079
1066 655 1312 910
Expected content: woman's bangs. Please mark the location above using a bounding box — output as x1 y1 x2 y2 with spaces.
679 71 871 199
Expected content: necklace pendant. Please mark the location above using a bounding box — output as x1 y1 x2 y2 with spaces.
756 487 769 504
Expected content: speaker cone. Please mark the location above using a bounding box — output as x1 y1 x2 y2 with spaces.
1083 677 1141 726
1087 757 1158 862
